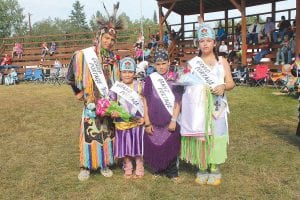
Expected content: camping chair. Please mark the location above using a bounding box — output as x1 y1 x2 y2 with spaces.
33 68 44 83
280 64 300 95
24 68 33 82
249 64 270 87
44 68 62 86
280 74 297 94
232 66 249 85
44 69 51 83
269 64 290 88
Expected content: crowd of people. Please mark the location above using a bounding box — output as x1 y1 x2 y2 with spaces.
0 41 58 66
0 41 59 85
67 4 235 186
212 15 296 67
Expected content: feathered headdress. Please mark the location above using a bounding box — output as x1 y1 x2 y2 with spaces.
96 2 126 38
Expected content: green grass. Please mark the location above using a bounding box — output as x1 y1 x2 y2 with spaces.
0 84 299 200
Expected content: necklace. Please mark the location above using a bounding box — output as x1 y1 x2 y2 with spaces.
202 59 216 68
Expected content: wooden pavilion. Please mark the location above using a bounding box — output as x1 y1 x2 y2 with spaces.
156 0 299 67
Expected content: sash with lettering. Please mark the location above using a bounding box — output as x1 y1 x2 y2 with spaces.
188 56 219 89
82 47 109 98
150 72 174 116
110 81 144 117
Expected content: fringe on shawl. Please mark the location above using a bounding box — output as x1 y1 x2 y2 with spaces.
79 133 114 170
73 51 95 103
180 87 215 170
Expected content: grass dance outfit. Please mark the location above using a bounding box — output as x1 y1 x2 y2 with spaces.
67 46 119 177
66 2 124 180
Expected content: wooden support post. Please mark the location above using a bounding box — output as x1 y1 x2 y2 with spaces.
200 0 204 20
231 18 235 46
181 14 185 40
163 16 172 34
229 0 241 12
241 0 247 66
296 0 300 56
225 9 228 42
271 2 275 21
158 4 163 42
161 2 176 25
193 23 196 39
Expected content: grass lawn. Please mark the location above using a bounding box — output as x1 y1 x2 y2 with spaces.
0 84 299 200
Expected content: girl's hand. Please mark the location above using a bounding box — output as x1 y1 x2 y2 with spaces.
168 121 176 132
137 118 145 126
145 124 154 135
212 84 225 96
111 111 120 118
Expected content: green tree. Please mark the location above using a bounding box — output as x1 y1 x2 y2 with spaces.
153 10 157 24
69 0 89 31
0 0 27 38
90 11 102 31
31 18 75 36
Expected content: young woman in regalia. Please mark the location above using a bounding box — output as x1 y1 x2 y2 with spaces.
179 17 235 186
67 2 125 181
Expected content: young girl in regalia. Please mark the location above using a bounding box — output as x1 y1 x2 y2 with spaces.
110 57 145 179
67 2 124 181
179 18 235 186
143 49 183 180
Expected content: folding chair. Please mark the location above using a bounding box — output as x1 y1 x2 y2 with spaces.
33 68 44 82
24 68 33 82
232 66 249 85
249 64 270 87
269 64 290 88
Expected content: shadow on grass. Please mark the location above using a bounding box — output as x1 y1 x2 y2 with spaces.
262 124 300 150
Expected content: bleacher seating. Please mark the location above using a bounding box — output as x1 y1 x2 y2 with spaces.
174 38 286 70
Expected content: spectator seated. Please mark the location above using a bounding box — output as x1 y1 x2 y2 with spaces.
216 24 227 42
49 42 57 56
12 43 23 59
246 18 262 45
4 68 18 85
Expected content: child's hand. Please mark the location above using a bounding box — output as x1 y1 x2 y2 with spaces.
168 121 176 132
212 84 225 96
137 118 145 126
145 124 153 135
111 111 120 118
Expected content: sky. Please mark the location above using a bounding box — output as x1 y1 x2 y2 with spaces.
18 0 296 27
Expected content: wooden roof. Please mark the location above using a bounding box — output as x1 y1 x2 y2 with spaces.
157 0 286 15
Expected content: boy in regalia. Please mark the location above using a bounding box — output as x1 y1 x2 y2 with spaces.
143 49 183 180
67 2 124 181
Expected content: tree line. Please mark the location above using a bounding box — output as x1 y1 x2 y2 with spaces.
0 0 158 40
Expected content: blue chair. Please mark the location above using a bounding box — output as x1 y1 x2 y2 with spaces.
33 68 44 81
24 68 33 81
